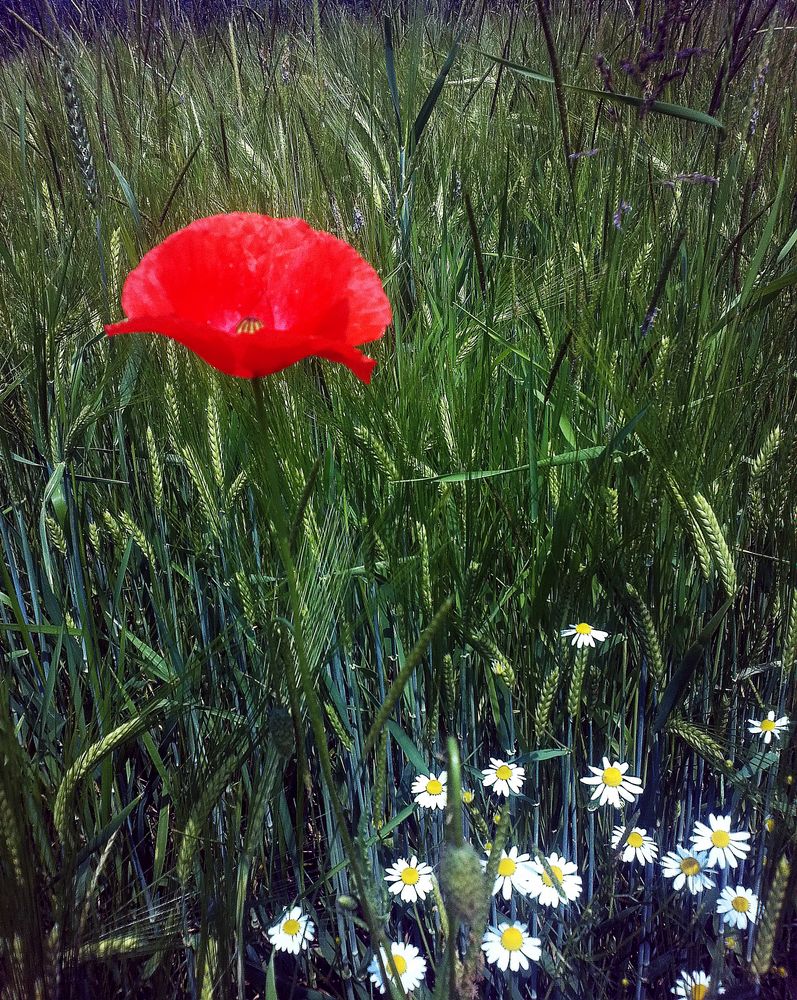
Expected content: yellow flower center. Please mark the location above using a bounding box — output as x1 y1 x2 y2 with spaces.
690 986 708 1000
541 864 563 887
391 954 408 975
627 832 644 848
575 623 592 635
500 927 523 951
761 719 776 732
236 316 264 335
495 765 512 781
732 895 749 913
426 779 443 795
679 857 700 876
711 830 731 848
498 857 517 877
283 919 301 936
602 767 623 787
400 866 420 885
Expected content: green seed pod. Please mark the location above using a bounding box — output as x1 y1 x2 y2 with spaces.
751 425 781 480
443 653 457 721
626 583 666 692
324 702 353 752
535 665 560 737
692 492 737 598
751 855 791 975
45 515 68 556
440 843 487 924
567 648 588 718
57 52 98 207
269 706 295 758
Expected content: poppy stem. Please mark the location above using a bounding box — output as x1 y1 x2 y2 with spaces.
251 377 407 1000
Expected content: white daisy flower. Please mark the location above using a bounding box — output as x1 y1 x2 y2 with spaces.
611 826 658 865
267 906 315 955
690 814 751 870
384 856 434 904
716 885 758 930
660 846 714 894
411 771 447 810
527 852 582 907
481 758 526 797
368 941 427 995
481 846 533 901
481 920 541 973
561 622 609 649
748 710 789 745
671 969 725 998
580 757 644 808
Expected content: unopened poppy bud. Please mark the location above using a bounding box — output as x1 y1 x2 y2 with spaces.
336 895 358 912
440 844 487 923
269 706 294 758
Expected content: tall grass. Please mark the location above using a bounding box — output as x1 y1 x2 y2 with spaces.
1 2 796 997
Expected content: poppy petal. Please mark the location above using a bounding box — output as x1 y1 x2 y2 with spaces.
106 213 391 381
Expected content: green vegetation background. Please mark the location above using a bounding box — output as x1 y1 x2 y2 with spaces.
0 2 795 997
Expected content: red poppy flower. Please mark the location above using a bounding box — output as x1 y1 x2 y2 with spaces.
105 213 392 383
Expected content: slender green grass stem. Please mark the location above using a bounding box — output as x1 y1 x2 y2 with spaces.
445 737 463 997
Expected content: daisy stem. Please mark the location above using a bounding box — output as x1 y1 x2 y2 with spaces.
412 902 435 975
251 378 406 1000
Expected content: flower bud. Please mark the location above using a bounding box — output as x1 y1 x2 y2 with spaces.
269 706 295 758
440 844 487 923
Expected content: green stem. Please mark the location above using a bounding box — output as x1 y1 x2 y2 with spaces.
362 596 454 761
445 738 463 998
445 738 463 849
462 803 511 982
251 379 406 1000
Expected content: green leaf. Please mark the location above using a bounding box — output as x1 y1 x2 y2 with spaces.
411 32 461 149
109 161 143 237
518 749 570 764
265 953 278 1000
483 53 724 130
736 750 780 782
397 446 606 484
652 599 733 732
385 720 428 774
123 628 174 682
383 16 402 143
73 795 142 871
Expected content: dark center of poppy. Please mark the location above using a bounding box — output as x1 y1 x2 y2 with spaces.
236 316 264 335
